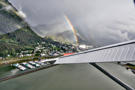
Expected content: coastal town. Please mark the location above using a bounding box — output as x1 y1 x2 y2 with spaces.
0 40 78 64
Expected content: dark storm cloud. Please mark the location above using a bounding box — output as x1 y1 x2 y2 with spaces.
9 0 135 46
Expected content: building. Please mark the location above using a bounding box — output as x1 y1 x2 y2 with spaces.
41 53 46 57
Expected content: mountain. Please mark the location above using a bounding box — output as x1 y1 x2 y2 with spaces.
33 24 94 45
32 24 77 44
0 0 26 35
0 0 44 57
0 26 43 46
0 0 77 57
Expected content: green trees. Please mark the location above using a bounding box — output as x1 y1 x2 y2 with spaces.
35 51 41 57
0 50 8 58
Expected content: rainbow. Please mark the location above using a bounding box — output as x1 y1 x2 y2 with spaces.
64 15 79 45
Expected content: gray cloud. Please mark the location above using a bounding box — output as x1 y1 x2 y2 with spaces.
9 0 135 46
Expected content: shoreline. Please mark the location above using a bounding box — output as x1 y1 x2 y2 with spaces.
0 64 57 82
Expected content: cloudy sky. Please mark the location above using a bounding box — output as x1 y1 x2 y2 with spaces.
9 0 135 46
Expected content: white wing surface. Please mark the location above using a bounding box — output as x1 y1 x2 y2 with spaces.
55 40 135 64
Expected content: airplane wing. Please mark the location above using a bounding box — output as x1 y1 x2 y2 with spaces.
55 40 135 64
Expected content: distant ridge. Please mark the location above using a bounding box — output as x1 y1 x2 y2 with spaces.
33 24 77 44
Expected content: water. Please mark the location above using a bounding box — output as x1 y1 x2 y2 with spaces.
0 65 18 78
98 63 135 88
0 64 125 90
